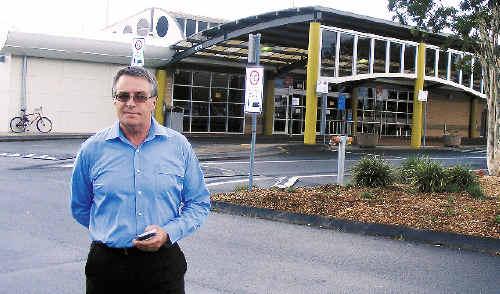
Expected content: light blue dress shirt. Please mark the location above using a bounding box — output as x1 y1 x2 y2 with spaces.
70 119 210 248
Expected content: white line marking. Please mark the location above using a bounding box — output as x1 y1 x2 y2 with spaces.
22 153 36 158
206 177 270 187
275 176 298 188
0 153 7 156
5 153 20 157
59 163 74 168
271 176 287 187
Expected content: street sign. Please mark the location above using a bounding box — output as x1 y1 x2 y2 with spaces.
338 94 346 111
418 90 428 102
244 66 264 113
316 79 328 94
131 37 145 66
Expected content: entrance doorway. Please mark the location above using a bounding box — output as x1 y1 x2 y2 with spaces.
272 88 306 135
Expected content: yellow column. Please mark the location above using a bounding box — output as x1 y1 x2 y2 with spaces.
264 79 275 135
411 43 425 148
304 22 321 145
470 97 480 138
155 69 166 125
352 88 359 137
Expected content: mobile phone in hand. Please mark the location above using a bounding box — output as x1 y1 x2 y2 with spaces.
135 230 157 241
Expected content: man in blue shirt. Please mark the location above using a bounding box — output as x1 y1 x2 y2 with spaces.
71 66 210 294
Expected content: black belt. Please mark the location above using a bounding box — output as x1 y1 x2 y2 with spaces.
92 241 145 256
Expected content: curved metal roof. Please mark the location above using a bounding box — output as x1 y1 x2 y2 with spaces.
0 30 174 67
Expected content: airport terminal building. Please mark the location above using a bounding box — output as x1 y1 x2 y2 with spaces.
0 6 487 146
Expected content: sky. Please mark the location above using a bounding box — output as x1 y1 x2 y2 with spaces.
0 0 398 34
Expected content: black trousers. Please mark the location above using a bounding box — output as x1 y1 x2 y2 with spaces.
85 241 187 294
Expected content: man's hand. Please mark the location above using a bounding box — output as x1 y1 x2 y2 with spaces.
133 225 169 252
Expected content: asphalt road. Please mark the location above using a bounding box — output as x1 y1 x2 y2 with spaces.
0 140 498 293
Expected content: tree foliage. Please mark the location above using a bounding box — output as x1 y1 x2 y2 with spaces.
388 0 499 175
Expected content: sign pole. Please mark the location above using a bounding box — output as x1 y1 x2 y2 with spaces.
247 34 261 191
321 93 327 144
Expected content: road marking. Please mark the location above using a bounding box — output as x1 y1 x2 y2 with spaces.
275 176 298 188
22 153 36 158
271 176 287 187
206 177 270 187
5 153 20 157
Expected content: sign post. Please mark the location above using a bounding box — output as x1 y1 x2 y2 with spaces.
245 34 262 191
418 90 428 146
317 79 329 144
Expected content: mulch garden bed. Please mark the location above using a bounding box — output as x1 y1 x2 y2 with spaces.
212 176 500 239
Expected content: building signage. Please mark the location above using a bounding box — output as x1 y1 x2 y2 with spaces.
338 94 346 111
131 37 145 66
418 90 428 102
292 97 300 106
244 66 264 113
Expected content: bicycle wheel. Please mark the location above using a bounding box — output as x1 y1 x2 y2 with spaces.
37 117 53 133
10 117 26 133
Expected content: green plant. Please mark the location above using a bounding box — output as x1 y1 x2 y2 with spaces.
361 191 376 200
496 215 500 224
466 184 485 199
233 184 258 192
352 156 395 188
286 186 297 193
447 165 478 191
398 156 427 184
413 160 448 192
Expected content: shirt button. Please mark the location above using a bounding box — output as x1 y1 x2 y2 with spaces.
136 149 140 153
137 212 142 216
136 169 141 174
138 191 142 195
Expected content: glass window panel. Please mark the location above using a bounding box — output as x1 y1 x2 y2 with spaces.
373 39 386 73
191 102 209 116
397 101 407 112
367 88 374 98
404 45 416 74
183 117 190 132
191 117 208 132
229 75 244 89
321 30 337 77
438 51 448 79
192 87 210 101
198 21 207 32
461 55 472 87
228 118 243 133
174 71 191 85
210 117 226 132
388 90 397 100
173 85 190 100
389 42 402 73
173 100 191 115
212 73 228 88
193 71 210 86
210 102 227 116
186 19 196 36
450 53 461 83
357 37 370 75
399 91 408 101
472 58 482 91
339 33 354 77
228 103 244 117
425 49 436 77
211 88 227 102
176 18 185 35
229 89 244 103
387 101 397 112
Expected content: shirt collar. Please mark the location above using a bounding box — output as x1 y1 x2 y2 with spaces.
105 118 172 141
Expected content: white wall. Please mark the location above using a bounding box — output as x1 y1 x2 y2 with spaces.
0 54 14 132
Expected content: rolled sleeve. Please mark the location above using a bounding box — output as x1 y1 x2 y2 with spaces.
163 143 210 243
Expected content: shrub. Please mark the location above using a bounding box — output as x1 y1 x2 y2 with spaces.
496 215 500 225
413 160 448 192
466 184 485 199
398 156 428 184
447 165 478 191
352 156 395 188
361 191 376 200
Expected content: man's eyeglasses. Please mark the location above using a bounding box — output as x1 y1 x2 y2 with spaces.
114 92 153 103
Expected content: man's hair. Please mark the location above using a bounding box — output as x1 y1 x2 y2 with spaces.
112 66 158 97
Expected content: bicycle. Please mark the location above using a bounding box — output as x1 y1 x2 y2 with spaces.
9 106 53 133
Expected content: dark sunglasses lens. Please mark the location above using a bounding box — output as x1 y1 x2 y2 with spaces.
134 93 148 102
115 93 130 102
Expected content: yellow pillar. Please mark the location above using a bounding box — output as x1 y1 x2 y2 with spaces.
470 97 480 138
264 79 275 135
304 22 321 145
352 88 359 137
411 43 425 148
155 69 166 125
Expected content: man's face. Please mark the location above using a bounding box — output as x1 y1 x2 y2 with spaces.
113 75 156 131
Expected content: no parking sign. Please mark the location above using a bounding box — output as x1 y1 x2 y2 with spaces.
131 37 145 66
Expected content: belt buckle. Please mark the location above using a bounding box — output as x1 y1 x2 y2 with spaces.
123 248 129 255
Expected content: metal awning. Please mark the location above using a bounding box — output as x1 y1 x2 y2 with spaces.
168 6 450 71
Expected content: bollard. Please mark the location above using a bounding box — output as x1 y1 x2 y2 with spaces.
337 135 347 186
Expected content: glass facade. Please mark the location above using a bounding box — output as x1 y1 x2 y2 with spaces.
173 70 245 133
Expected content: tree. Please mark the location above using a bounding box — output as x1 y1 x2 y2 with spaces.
388 0 499 176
